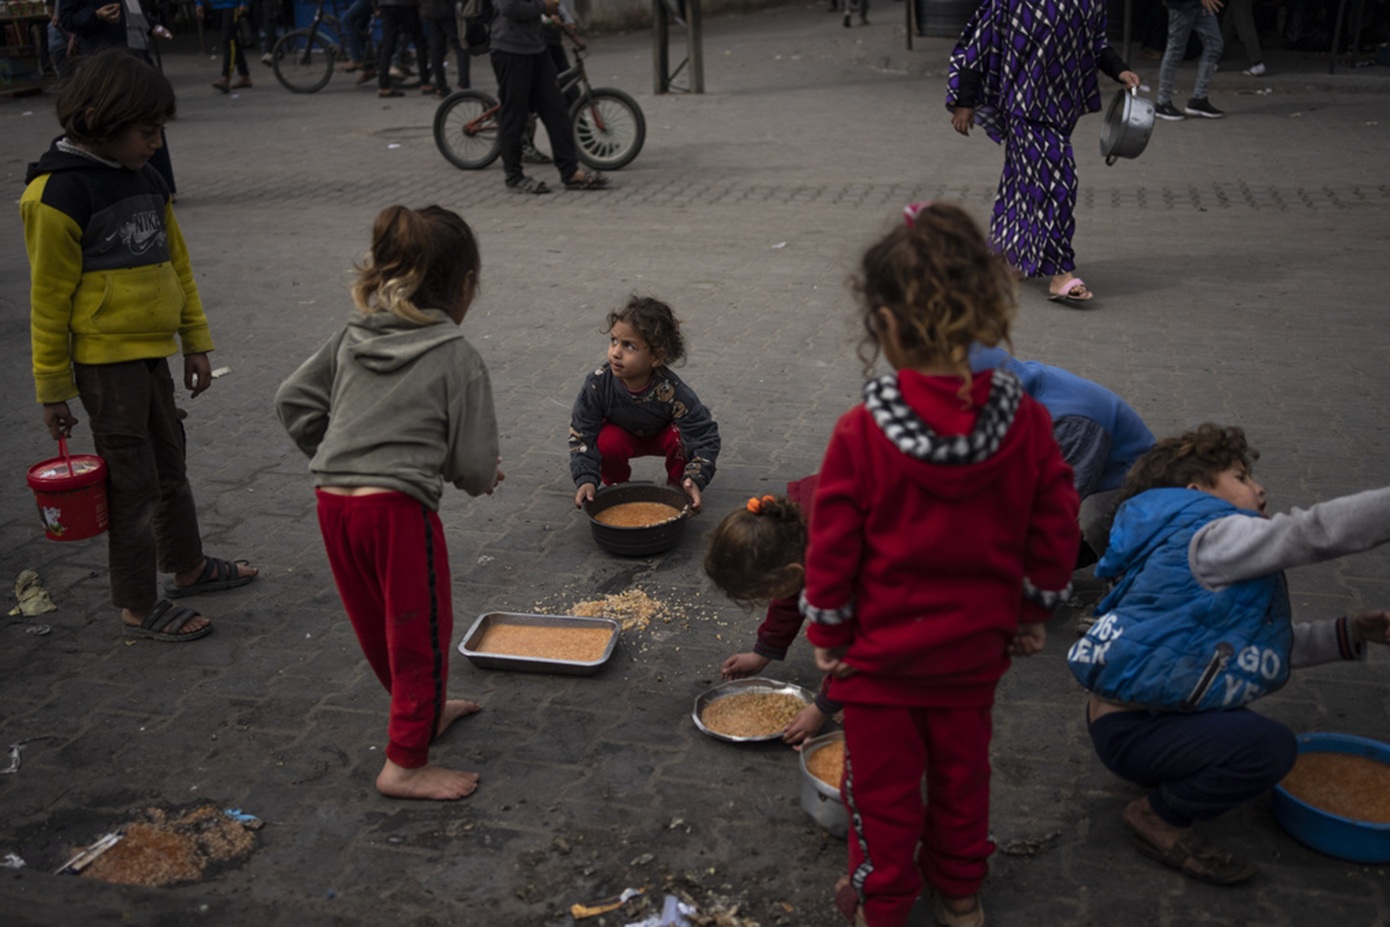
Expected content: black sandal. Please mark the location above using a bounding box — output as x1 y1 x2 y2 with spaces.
164 556 256 598
126 600 211 642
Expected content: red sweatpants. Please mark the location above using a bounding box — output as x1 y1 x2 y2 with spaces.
841 703 995 927
596 422 685 486
316 490 453 769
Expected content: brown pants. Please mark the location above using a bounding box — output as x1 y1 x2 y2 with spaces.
74 358 204 610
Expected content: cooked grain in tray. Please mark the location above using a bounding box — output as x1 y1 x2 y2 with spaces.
700 691 806 738
475 622 611 663
807 741 845 789
1281 751 1390 823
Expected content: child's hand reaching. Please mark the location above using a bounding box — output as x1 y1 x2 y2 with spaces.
574 482 596 508
720 651 770 680
681 478 702 513
1008 622 1046 657
784 704 827 748
814 645 857 678
1352 611 1390 646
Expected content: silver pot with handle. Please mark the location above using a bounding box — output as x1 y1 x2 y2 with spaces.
1100 87 1155 166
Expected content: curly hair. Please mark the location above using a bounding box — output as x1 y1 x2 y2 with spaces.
1121 423 1260 503
852 202 1016 394
607 295 685 367
56 48 176 145
352 205 480 325
703 495 807 605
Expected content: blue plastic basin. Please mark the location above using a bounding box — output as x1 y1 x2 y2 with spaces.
1271 732 1390 863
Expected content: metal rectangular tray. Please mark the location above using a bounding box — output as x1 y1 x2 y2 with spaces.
458 612 620 675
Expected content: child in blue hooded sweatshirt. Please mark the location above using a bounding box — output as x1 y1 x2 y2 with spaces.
969 345 1153 567
1068 423 1390 886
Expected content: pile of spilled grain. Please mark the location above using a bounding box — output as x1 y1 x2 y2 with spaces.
74 804 261 887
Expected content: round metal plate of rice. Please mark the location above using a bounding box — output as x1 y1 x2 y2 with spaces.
691 677 816 743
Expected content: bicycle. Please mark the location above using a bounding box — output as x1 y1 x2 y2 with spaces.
433 40 646 172
271 0 417 94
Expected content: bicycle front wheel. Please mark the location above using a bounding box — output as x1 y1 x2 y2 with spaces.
434 90 502 170
571 88 646 171
272 29 335 93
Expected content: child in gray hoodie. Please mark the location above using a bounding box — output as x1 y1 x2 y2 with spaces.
276 204 503 801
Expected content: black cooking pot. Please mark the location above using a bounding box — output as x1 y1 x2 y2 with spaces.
583 482 690 556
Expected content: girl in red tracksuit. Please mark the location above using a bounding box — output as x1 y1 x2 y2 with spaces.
802 203 1080 927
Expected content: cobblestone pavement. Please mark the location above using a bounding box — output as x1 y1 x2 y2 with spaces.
1 5 1389 925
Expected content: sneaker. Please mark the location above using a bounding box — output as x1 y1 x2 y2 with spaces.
378 88 404 98
231 75 253 89
1184 97 1225 118
1154 101 1186 121
211 77 230 94
521 141 552 164
260 52 274 66
1242 61 1267 76
419 83 436 94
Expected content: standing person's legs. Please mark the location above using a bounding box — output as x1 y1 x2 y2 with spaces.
377 6 403 93
425 14 447 90
991 119 1077 286
343 0 373 69
405 7 427 80
526 49 583 183
217 9 238 79
1158 4 1197 104
230 9 250 78
918 707 993 908
445 14 469 88
840 703 929 927
493 50 538 188
1222 0 1263 67
74 360 205 611
1189 9 1224 100
315 490 480 800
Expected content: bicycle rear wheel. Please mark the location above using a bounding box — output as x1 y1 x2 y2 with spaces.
272 29 336 93
571 88 646 171
434 90 503 170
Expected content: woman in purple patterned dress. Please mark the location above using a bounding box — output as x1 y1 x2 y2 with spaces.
946 0 1139 304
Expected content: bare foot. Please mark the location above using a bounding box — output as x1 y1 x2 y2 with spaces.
122 605 210 637
1123 795 1187 852
376 759 480 800
942 893 980 915
436 699 482 738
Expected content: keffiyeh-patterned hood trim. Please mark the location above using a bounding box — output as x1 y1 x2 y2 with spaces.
863 369 1023 464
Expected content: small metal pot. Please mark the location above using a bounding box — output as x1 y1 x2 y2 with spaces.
799 731 848 838
1100 87 1155 166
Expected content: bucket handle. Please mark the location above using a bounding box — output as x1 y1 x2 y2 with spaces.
57 435 75 478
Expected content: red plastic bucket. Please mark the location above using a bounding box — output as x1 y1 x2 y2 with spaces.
27 437 109 541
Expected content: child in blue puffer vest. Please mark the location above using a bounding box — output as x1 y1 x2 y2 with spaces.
1068 423 1390 887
